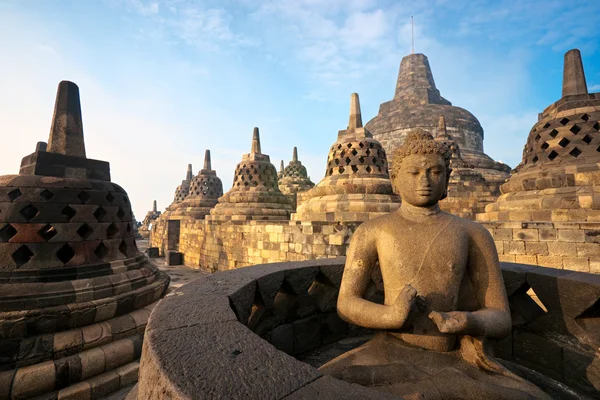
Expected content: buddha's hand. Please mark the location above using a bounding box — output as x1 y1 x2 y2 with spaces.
389 284 418 327
428 311 471 334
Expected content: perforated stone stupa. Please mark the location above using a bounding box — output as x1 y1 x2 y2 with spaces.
208 128 292 221
0 81 169 399
139 200 160 238
366 53 510 184
435 115 501 218
478 49 600 273
293 93 400 222
169 164 193 209
171 150 223 219
278 147 314 210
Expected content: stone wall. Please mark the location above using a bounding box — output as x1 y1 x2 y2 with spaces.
479 220 600 273
178 219 358 272
151 212 599 274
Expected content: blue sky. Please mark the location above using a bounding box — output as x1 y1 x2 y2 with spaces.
0 0 599 218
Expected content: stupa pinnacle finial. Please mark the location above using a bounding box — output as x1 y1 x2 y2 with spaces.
203 150 212 171
348 93 363 130
437 115 450 139
186 164 193 182
293 147 298 162
280 160 284 172
562 49 588 97
152 200 157 212
47 81 86 157
251 127 261 154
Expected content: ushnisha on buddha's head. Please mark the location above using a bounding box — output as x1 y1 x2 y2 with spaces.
391 129 452 207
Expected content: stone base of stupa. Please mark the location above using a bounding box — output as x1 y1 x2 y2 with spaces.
292 177 400 223
207 191 292 222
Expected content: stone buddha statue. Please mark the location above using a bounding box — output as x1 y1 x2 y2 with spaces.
320 130 550 399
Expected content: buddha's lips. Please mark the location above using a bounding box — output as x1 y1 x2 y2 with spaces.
417 190 433 195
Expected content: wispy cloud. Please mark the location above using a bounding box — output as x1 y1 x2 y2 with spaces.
589 84 600 92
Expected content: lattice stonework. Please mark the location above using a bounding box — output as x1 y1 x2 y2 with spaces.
326 139 389 177
282 163 308 179
188 175 223 199
232 162 279 191
524 111 600 166
0 181 137 270
174 183 190 203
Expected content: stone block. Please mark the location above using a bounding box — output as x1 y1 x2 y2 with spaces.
57 381 91 400
79 347 106 380
558 229 586 243
513 330 562 379
320 313 347 345
539 229 557 241
563 348 600 395
166 251 183 266
89 370 120 399
525 242 548 256
115 361 139 387
547 241 577 256
147 247 159 258
512 229 538 241
562 257 590 272
293 315 321 354
269 324 294 354
515 255 537 265
505 241 525 255
537 255 564 269
11 360 56 399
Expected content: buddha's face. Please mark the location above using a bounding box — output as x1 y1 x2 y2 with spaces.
395 153 447 207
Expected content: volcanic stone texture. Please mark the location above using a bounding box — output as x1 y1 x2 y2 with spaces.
478 49 600 273
0 80 170 399
208 128 292 222
131 259 600 399
293 94 400 223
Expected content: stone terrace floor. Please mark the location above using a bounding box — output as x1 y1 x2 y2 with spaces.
99 239 206 400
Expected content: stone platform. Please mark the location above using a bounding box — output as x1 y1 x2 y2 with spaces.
129 258 600 399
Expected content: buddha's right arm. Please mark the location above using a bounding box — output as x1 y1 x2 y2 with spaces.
336 225 414 330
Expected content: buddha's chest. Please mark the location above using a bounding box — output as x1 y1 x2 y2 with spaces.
377 221 469 304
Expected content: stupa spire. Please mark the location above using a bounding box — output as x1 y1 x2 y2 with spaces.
292 147 298 162
251 127 261 154
437 115 450 140
562 49 588 97
186 164 193 182
153 200 157 212
280 160 284 172
47 81 86 157
203 149 212 171
348 93 363 130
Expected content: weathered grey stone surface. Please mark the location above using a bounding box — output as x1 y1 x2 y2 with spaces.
132 257 600 399
365 54 510 184
478 48 600 272
0 80 170 399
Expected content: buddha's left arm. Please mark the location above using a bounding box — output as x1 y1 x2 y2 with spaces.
463 223 512 339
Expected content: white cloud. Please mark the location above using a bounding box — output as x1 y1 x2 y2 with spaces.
589 84 600 92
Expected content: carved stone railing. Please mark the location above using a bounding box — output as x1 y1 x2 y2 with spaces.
131 259 600 399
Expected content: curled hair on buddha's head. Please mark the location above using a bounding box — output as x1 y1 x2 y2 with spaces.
390 128 452 182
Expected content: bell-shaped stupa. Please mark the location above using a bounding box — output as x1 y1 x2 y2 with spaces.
139 199 161 238
278 147 314 209
169 163 193 209
366 53 510 183
0 81 170 398
434 115 500 218
208 128 292 221
171 150 223 219
478 49 600 272
293 93 400 222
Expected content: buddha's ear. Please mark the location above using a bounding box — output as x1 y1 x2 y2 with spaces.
440 167 452 200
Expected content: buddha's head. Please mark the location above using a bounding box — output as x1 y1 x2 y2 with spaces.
391 129 452 207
